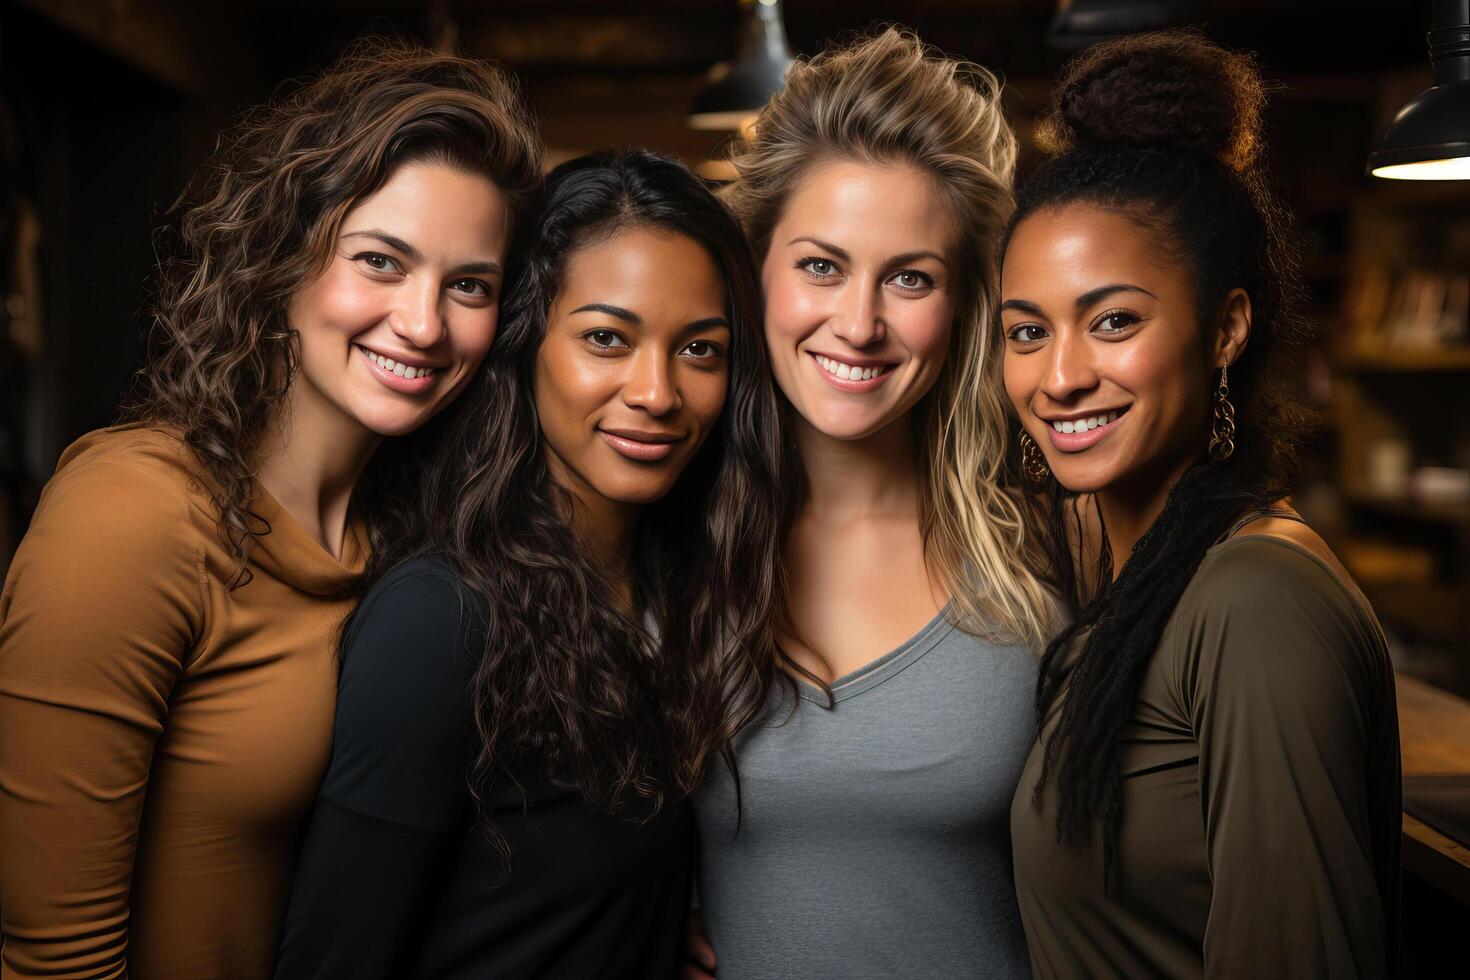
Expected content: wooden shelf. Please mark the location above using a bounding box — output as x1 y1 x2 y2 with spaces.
1334 347 1470 373
1343 493 1470 530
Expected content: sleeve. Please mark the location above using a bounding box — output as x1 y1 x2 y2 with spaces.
1182 543 1394 979
273 565 481 980
0 461 204 979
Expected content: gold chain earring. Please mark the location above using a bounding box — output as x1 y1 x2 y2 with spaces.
1209 364 1236 461
1019 430 1051 485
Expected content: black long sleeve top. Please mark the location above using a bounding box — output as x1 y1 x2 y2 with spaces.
274 556 692 980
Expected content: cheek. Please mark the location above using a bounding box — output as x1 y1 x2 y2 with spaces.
762 275 820 348
684 370 729 438
291 265 385 341
892 300 954 365
1002 354 1035 414
447 306 499 365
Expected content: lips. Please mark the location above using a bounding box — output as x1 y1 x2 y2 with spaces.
1042 408 1128 453
598 427 686 462
356 344 442 395
807 351 896 393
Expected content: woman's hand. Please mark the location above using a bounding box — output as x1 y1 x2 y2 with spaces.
681 910 717 979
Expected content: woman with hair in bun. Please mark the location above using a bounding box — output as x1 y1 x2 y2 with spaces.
1002 32 1400 978
688 28 1060 979
0 42 540 978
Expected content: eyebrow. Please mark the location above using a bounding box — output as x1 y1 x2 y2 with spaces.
571 304 731 334
570 303 641 325
341 230 501 276
1000 283 1158 316
682 316 731 334
786 236 946 268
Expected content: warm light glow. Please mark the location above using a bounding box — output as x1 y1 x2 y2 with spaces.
687 110 760 132
1372 155 1470 180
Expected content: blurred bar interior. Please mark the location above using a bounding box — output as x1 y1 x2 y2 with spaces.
1 0 1469 964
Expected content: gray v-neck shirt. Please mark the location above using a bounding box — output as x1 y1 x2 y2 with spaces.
693 610 1038 979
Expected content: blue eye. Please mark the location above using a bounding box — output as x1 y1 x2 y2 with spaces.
890 270 935 291
796 257 840 279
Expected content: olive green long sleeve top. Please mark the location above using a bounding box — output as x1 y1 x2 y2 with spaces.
1011 534 1401 979
0 426 365 979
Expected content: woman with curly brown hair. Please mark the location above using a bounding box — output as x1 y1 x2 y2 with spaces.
1002 32 1399 978
0 41 540 979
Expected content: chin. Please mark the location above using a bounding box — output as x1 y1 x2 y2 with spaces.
354 408 433 439
597 479 678 507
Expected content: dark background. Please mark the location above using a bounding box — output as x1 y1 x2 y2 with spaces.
0 0 1462 671
2 1 1468 968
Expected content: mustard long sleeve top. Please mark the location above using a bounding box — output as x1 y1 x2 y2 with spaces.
0 425 366 979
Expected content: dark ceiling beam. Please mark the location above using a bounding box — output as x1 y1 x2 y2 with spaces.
16 0 261 101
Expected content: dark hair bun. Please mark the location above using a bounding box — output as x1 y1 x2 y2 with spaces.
1037 30 1265 173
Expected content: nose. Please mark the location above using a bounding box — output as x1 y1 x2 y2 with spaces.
829 285 885 348
389 279 447 351
621 348 681 417
1039 328 1099 402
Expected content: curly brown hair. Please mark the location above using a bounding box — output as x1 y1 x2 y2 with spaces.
126 38 542 586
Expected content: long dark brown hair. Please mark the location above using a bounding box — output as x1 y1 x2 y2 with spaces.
126 38 542 586
1006 31 1310 888
365 150 790 853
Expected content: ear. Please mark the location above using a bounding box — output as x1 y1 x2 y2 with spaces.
1213 288 1252 369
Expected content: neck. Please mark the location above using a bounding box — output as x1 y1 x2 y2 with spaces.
254 381 382 560
546 455 639 612
1095 449 1200 581
794 411 922 523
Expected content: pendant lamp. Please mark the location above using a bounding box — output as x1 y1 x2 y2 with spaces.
1369 0 1470 180
688 0 792 131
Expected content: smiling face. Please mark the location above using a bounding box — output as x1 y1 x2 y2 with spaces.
1001 203 1246 495
761 159 959 442
287 159 509 439
535 224 731 516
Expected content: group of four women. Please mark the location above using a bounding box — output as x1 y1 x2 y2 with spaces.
0 25 1400 980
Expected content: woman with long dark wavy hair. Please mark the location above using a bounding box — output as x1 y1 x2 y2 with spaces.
0 41 540 979
1001 32 1400 977
274 149 787 979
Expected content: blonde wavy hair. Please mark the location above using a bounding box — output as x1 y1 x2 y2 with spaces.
729 27 1060 649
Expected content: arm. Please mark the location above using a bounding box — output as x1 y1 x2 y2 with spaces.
1188 542 1395 979
274 564 480 980
0 462 203 978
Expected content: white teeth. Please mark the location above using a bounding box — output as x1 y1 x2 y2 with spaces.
1051 410 1120 434
815 354 886 383
360 346 435 380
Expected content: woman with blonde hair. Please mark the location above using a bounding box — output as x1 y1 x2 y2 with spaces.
689 27 1058 979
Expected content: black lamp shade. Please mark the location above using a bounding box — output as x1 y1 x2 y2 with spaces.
1369 83 1470 179
688 56 789 131
1369 0 1470 180
688 0 792 131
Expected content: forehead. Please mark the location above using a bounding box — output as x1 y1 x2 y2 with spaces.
776 158 958 256
1002 203 1181 300
342 160 507 249
558 224 726 317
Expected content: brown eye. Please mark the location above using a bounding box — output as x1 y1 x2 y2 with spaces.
586 330 628 350
682 340 723 359
1008 324 1048 344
